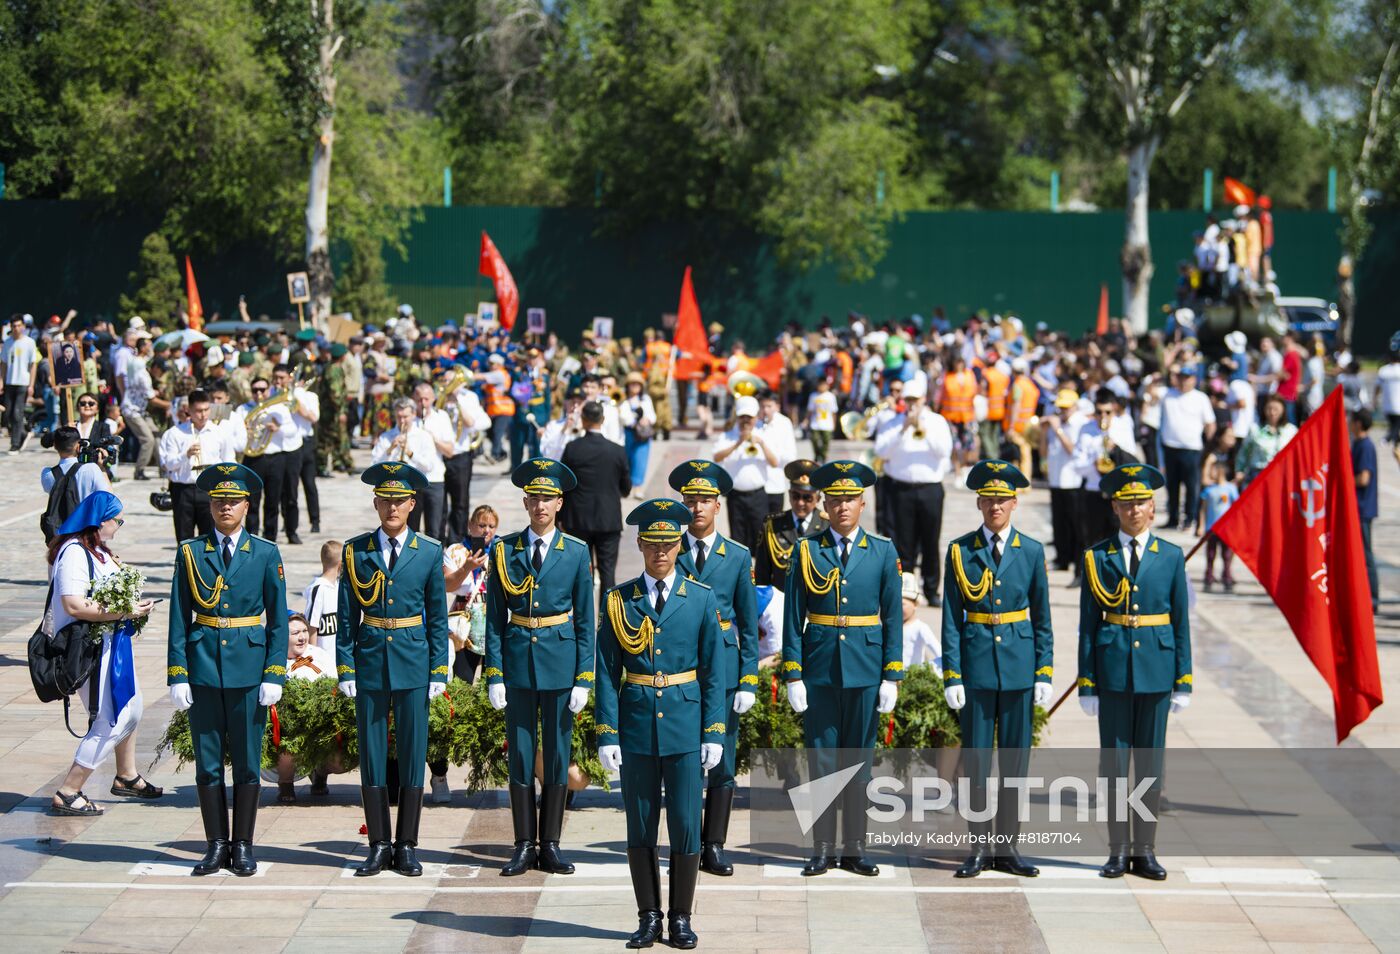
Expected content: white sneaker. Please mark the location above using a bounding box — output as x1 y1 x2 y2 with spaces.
430 775 451 804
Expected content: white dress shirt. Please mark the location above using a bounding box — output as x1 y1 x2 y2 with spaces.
448 388 491 456
526 527 558 571
873 408 953 483
1072 417 1140 491
1045 412 1085 490
378 527 409 567
713 428 770 492
159 420 235 484
981 524 1013 554
371 423 442 480
539 415 582 460
682 529 719 568
291 387 320 439
1159 387 1215 451
1117 528 1152 571
642 569 678 611
415 410 454 481
757 413 797 495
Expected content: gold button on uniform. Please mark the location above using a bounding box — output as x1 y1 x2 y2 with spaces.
995 580 1002 587
388 580 394 586
841 597 848 604
388 636 394 642
656 690 662 698
222 603 229 609
995 636 1002 643
657 712 664 719
388 598 394 605
1133 585 1140 592
1133 640 1140 648
995 599 1002 605
221 639 227 645
1132 604 1139 611
532 636 538 642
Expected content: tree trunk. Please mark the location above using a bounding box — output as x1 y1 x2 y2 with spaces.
305 0 340 326
1121 136 1157 335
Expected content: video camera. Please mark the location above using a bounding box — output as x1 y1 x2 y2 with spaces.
77 434 122 465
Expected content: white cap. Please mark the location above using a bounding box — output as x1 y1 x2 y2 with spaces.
904 377 927 399
1007 316 1024 332
901 572 919 602
734 395 759 417
488 353 506 366
1224 331 1248 354
127 316 145 329
1011 357 1029 373
205 347 226 369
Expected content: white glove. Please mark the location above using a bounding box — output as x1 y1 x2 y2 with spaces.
488 683 507 710
1170 692 1192 713
701 742 723 771
338 680 357 699
877 680 899 713
428 681 447 700
1033 681 1053 707
1079 696 1099 718
733 690 755 714
568 686 589 713
169 683 193 711
786 680 808 714
599 745 622 772
944 685 965 710
257 682 282 707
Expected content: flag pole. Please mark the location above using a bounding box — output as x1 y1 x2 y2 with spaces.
1182 531 1211 563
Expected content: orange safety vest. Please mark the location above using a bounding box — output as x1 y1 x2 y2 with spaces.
983 365 1010 422
835 351 854 395
484 370 515 417
644 339 672 374
1005 375 1040 433
941 370 977 424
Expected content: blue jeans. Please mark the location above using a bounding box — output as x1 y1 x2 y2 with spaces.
624 427 651 490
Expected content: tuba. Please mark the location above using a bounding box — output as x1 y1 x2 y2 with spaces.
243 389 293 457
435 366 484 452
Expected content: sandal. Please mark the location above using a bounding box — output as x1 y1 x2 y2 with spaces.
111 774 164 799
51 789 103 816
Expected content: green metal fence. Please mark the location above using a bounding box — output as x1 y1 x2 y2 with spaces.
2 201 1394 353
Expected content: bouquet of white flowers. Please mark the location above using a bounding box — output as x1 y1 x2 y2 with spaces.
90 564 148 638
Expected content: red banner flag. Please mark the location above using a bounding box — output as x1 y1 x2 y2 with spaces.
1222 176 1256 208
1210 388 1383 741
478 231 519 332
1095 283 1109 335
751 349 785 391
672 266 712 381
184 255 204 332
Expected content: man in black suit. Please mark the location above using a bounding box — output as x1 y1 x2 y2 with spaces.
561 401 631 594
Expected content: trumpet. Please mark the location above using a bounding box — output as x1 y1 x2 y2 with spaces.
1096 437 1116 474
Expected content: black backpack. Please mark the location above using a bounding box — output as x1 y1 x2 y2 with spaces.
41 463 82 544
28 545 101 738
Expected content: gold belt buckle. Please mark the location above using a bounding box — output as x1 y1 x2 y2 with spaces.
989 613 1002 625
528 616 541 629
218 617 231 629
652 672 668 688
834 615 848 627
1127 614 1140 628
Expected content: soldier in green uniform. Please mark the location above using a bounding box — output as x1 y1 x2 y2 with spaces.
484 458 596 876
781 460 902 877
317 344 353 476
226 352 255 408
596 499 726 950
941 460 1053 879
167 463 289 877
336 462 451 877
1077 463 1192 881
666 460 758 877
753 459 829 591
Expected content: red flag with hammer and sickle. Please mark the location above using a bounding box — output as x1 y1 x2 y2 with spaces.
1210 388 1383 741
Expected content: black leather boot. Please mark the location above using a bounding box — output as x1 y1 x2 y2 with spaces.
1101 817 1130 878
955 822 992 879
536 784 575 874
355 786 394 877
699 786 734 876
228 783 259 877
392 787 424 876
626 847 664 948
993 795 1039 877
1129 786 1166 880
192 783 229 876
500 782 538 876
667 852 701 950
838 778 878 876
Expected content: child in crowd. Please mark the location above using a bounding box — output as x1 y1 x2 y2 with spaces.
804 377 838 463
278 612 337 803
1198 461 1240 592
901 572 941 668
302 540 341 656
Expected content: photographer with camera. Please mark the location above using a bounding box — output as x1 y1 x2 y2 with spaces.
40 426 114 543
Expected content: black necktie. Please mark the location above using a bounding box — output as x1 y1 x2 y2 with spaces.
990 533 1002 566
695 540 707 573
654 579 667 615
1129 539 1140 578
222 537 233 570
839 537 850 566
796 517 806 536
388 536 400 572
533 539 544 573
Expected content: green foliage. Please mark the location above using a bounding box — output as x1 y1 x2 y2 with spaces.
118 233 183 321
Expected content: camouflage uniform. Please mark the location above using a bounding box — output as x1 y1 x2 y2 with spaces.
317 357 354 473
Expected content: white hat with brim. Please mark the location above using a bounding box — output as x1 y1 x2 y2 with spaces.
734 395 759 417
1224 331 1248 354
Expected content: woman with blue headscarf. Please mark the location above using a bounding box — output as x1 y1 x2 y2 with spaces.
45 490 159 815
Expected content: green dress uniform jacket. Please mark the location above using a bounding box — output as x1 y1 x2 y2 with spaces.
753 510 829 591
1076 535 1193 699
335 530 451 692
780 528 904 688
168 530 289 690
595 576 727 757
484 530 596 691
676 534 759 693
940 529 1054 692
